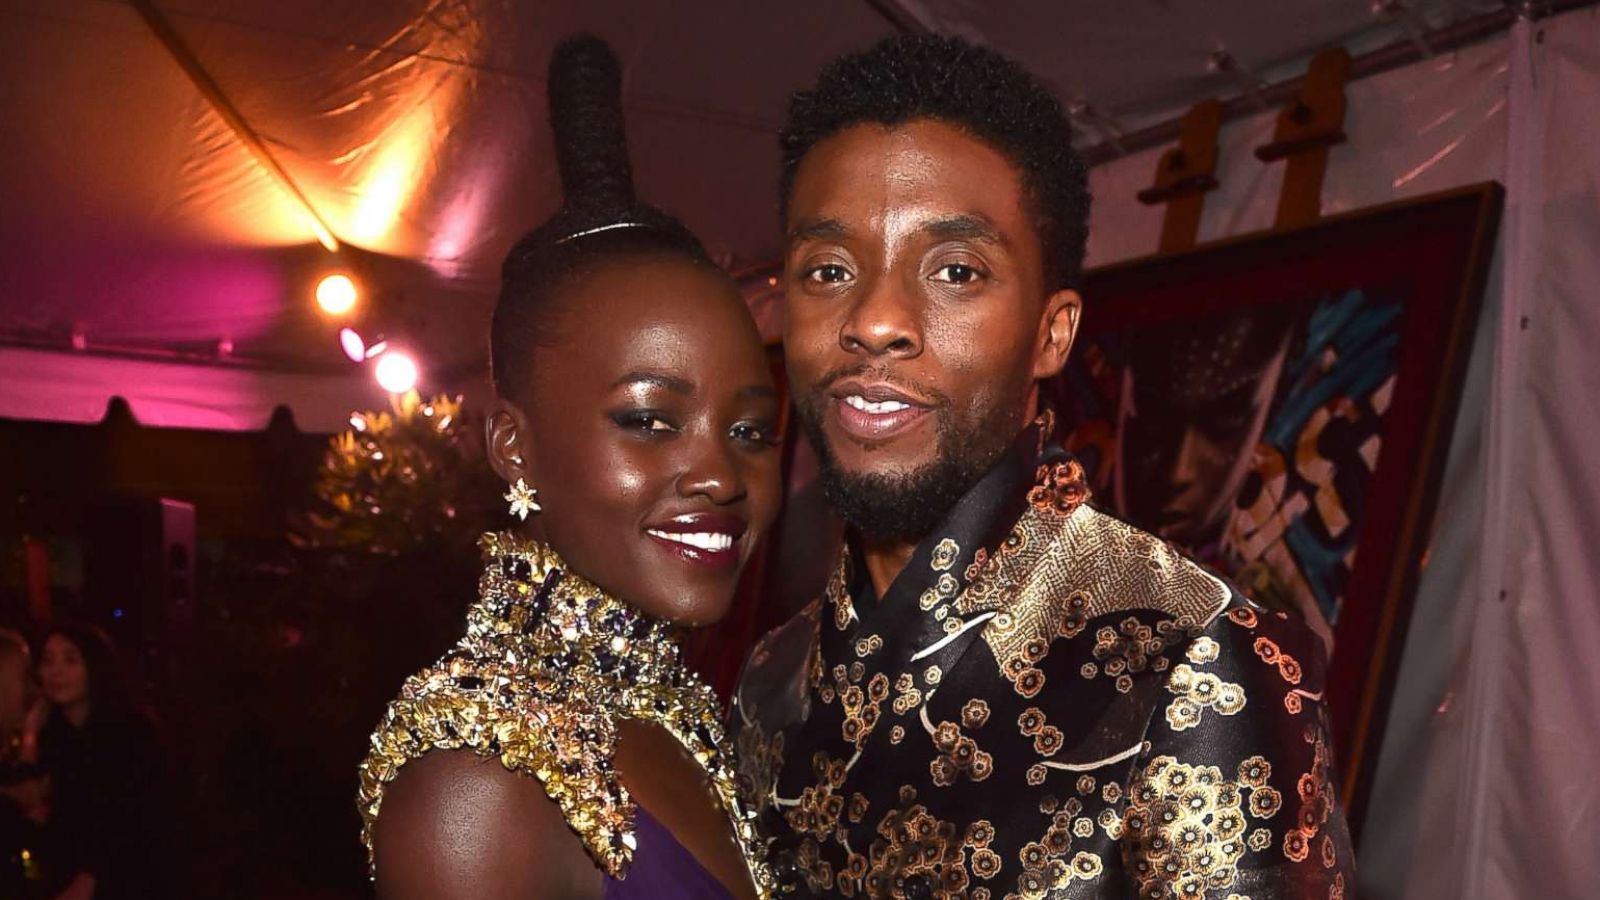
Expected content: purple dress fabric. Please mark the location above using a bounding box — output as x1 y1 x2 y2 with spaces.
602 806 735 900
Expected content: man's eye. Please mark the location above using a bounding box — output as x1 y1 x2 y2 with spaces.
806 264 852 284
930 263 981 284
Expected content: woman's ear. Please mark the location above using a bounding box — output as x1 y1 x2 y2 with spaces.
485 400 531 485
1032 289 1083 380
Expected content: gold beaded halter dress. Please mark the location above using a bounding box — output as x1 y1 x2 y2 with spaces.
358 532 773 897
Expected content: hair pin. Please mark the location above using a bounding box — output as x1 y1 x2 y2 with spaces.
555 221 653 244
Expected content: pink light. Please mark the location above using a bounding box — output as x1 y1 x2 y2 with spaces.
363 339 388 359
339 328 366 363
374 351 418 394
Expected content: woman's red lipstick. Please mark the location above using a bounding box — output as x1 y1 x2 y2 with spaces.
644 513 748 569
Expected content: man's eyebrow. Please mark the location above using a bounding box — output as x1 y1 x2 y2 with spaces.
922 214 1008 246
787 217 849 242
612 371 694 394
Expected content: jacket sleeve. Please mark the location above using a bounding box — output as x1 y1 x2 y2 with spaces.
1117 600 1356 900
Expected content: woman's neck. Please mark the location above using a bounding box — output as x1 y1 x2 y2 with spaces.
62 701 90 728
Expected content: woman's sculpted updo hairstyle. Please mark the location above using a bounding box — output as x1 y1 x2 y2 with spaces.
490 35 716 407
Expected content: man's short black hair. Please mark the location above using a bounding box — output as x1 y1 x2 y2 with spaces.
780 35 1091 293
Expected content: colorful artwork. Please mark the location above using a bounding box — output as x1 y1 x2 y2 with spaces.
1046 183 1501 829
1058 288 1404 635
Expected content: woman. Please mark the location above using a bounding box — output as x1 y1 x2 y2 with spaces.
357 35 781 900
0 628 46 896
35 623 166 900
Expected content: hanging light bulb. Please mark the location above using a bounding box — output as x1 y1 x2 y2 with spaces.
316 273 358 315
374 351 419 394
339 328 366 363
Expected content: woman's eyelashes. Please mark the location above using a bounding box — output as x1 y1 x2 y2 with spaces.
611 409 679 435
611 408 779 448
730 419 781 448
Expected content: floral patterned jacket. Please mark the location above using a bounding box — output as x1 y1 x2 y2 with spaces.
731 422 1354 899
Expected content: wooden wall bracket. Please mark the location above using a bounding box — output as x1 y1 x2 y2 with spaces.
1137 99 1223 252
1257 47 1352 230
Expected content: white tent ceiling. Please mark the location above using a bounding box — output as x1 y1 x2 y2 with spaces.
0 0 1503 384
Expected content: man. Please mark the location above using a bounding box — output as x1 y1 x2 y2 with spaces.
733 35 1355 899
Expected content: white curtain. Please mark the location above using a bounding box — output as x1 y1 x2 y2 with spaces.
0 346 382 432
1082 8 1600 896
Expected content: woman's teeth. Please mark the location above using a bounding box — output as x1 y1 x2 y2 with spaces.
844 395 911 414
647 530 735 552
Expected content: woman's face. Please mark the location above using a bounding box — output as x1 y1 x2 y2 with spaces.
490 255 783 626
38 635 89 710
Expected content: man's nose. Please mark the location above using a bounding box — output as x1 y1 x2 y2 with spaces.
839 277 923 359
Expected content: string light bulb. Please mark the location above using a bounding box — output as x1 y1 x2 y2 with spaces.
374 351 419 394
316 273 358 315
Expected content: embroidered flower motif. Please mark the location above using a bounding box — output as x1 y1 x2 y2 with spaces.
1125 754 1252 899
1027 764 1048 786
1163 664 1247 732
1186 636 1220 663
1073 817 1095 839
962 698 990 729
1248 828 1273 851
1018 708 1046 736
1015 667 1046 698
1069 851 1103 880
1253 637 1281 664
1248 786 1283 819
966 820 995 848
971 848 1002 879
1238 756 1271 788
930 538 960 572
1034 726 1064 757
1027 458 1089 515
1283 828 1310 862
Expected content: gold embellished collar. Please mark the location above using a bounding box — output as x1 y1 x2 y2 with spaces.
358 533 773 896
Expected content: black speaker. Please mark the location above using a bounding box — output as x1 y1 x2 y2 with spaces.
83 496 196 650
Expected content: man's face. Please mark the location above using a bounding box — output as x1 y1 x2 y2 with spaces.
782 120 1078 540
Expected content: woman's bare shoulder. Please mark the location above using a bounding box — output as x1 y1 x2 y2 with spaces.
372 748 603 900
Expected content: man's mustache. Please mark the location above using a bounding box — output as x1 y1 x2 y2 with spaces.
805 363 949 408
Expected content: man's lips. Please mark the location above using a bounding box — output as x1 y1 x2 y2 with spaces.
829 380 934 442
644 513 747 569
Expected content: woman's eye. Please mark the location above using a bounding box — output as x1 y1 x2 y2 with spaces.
930 263 981 284
731 422 780 447
613 411 678 433
805 263 852 284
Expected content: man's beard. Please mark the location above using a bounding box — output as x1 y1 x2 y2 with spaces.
796 371 1028 545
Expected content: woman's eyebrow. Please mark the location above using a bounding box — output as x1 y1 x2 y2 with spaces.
612 371 694 394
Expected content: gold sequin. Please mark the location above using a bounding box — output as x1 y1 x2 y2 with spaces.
356 534 771 895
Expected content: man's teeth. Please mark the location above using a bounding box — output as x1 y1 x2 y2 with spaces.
648 530 735 552
844 394 912 414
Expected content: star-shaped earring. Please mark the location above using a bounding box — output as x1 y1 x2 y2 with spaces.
505 478 541 520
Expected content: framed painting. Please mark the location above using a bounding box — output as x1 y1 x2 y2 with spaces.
1048 182 1502 831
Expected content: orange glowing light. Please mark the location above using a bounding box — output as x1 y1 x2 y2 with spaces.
316 274 358 315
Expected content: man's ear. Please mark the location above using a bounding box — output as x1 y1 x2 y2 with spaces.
485 400 532 485
1032 289 1082 380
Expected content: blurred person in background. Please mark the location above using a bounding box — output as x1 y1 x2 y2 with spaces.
0 628 48 897
35 624 166 900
